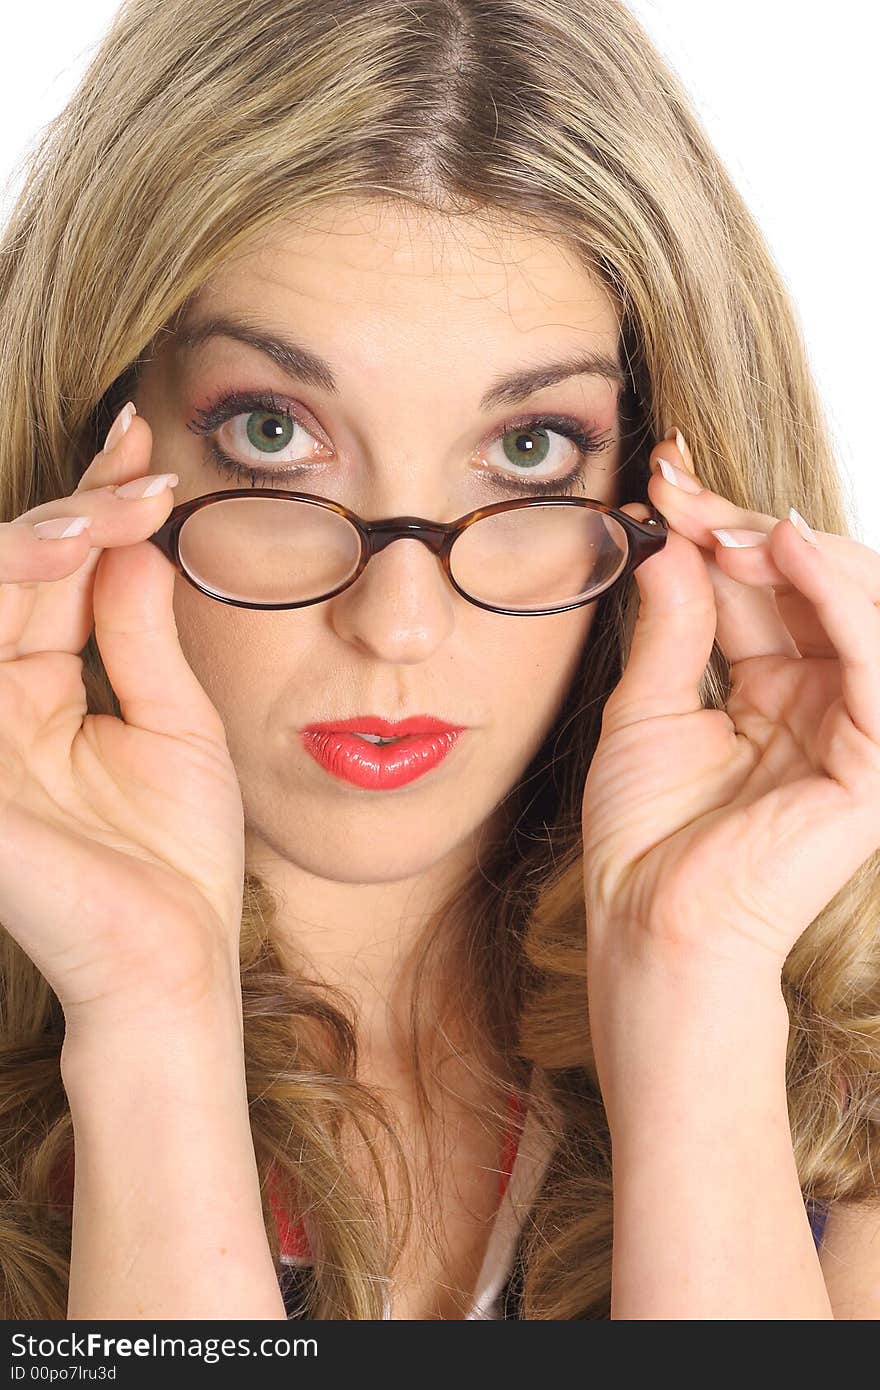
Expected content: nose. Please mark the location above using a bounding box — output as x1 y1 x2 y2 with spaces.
327 532 457 661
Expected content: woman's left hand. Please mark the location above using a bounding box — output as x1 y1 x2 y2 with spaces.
582 431 880 982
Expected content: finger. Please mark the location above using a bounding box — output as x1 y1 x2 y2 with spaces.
708 525 834 661
11 404 149 530
1 415 172 659
75 402 141 488
702 532 856 663
643 480 797 667
605 502 717 726
711 525 880 602
702 542 801 665
91 537 228 747
648 433 779 539
770 513 880 746
647 441 804 664
706 521 880 664
647 431 880 658
0 517 93 661
1 407 151 654
650 440 874 588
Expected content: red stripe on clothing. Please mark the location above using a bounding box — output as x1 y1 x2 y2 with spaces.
498 1088 527 1200
270 1089 529 1263
267 1168 310 1261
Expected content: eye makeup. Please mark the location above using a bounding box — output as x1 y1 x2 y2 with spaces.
186 387 616 498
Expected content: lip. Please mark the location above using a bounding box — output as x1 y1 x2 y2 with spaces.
300 718 466 790
302 715 466 737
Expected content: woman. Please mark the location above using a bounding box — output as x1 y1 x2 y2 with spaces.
0 0 877 1320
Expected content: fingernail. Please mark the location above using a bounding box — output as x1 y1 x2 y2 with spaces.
656 456 703 495
103 401 136 454
711 528 768 548
33 515 91 539
663 426 696 475
114 472 179 499
789 506 819 546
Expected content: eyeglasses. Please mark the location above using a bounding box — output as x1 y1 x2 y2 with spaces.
146 488 668 616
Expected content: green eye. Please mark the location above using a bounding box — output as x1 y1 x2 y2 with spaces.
501 426 551 471
245 410 296 453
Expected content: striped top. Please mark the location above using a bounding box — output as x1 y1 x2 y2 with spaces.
807 1200 830 1248
268 1084 555 1319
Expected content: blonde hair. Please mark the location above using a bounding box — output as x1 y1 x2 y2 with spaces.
1 0 876 1319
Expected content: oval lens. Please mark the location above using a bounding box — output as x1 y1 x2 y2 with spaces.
177 496 362 604
450 502 629 612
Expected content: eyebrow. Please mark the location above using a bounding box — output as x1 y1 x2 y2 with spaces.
174 313 627 410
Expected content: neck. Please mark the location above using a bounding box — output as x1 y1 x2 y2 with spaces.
243 824 479 1080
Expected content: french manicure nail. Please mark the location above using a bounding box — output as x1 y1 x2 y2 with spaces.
114 472 179 499
711 528 768 548
663 425 696 475
675 429 696 474
103 401 136 453
789 506 819 546
33 515 91 539
656 456 703 495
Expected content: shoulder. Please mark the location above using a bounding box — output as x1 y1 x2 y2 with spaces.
818 1200 880 1319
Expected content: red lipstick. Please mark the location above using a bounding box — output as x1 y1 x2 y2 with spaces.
300 715 467 790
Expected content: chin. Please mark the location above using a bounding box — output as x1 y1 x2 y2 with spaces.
246 812 463 881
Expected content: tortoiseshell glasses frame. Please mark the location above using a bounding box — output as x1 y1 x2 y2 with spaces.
147 488 669 617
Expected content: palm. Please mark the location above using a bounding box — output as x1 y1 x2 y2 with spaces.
580 487 880 979
0 646 245 1017
583 647 860 970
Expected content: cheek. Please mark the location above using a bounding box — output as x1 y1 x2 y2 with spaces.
169 585 320 756
491 605 596 745
506 605 595 696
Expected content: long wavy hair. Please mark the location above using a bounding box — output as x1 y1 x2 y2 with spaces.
1 0 875 1320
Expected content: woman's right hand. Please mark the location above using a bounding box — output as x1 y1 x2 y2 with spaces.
0 404 250 1037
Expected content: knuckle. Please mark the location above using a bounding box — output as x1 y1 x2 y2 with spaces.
0 518 88 585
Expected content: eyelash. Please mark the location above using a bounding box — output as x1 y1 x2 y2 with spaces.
186 388 614 497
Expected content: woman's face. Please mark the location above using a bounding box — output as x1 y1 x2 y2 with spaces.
133 200 625 903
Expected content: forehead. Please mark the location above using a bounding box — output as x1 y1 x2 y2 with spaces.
181 200 621 350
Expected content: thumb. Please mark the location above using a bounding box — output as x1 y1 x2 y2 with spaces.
604 502 718 726
91 538 229 748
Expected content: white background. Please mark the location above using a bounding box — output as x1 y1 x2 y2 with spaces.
1 2 875 544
